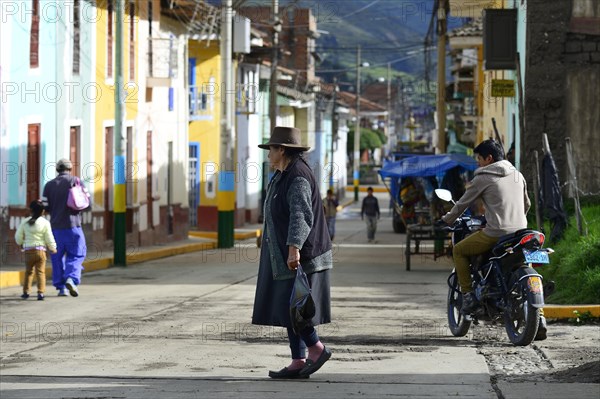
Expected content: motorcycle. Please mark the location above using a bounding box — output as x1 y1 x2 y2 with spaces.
435 189 554 346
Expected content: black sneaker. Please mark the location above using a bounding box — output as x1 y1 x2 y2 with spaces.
37 294 45 301
461 292 478 314
535 316 547 341
21 293 30 300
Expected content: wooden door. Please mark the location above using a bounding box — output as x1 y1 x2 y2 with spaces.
69 126 80 177
146 130 153 227
26 124 41 204
188 143 199 227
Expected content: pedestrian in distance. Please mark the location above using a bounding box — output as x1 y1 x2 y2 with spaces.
42 159 90 297
14 200 57 300
323 189 339 241
253 126 333 379
361 186 380 243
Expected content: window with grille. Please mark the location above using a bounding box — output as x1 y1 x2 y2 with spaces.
129 1 135 81
30 0 40 68
107 0 114 78
73 0 80 74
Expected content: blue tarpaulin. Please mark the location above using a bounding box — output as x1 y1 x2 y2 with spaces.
378 154 478 179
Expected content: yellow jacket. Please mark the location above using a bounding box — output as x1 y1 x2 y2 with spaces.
15 217 57 251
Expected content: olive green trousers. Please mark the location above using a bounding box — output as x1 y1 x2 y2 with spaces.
453 230 499 293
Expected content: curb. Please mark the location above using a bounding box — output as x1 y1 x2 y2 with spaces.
346 186 388 193
0 240 218 289
188 229 260 240
340 199 355 209
542 305 600 319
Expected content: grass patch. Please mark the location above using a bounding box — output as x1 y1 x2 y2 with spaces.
538 205 600 304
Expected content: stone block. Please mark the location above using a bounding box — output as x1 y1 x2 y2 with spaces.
582 41 597 52
565 41 581 53
591 52 600 63
565 52 590 64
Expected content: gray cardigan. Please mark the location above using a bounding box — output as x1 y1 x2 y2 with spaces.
263 173 333 281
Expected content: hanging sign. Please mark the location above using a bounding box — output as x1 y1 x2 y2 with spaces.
491 79 515 97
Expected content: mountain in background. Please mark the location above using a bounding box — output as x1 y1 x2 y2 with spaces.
313 0 434 81
231 0 465 88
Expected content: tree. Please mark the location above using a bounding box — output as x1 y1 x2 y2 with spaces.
347 127 387 164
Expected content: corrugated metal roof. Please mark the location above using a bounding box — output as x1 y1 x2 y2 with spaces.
448 18 483 38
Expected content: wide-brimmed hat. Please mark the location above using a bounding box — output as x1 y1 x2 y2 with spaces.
258 126 310 151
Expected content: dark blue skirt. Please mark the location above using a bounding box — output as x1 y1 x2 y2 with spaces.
252 246 331 328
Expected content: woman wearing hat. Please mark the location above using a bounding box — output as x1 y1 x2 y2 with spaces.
252 127 333 379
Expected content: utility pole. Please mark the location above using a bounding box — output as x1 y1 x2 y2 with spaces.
436 0 447 153
330 77 338 191
386 62 392 154
269 0 279 133
353 45 361 201
398 77 406 142
218 0 234 248
113 0 126 266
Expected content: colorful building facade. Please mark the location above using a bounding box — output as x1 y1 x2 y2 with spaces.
1 0 190 264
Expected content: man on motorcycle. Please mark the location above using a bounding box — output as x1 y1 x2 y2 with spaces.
438 140 547 337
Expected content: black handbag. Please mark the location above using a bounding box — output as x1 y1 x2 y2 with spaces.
289 264 316 334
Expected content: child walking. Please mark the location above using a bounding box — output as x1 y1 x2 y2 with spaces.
15 200 57 300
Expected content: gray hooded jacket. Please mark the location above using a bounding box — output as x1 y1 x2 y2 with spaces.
442 160 531 237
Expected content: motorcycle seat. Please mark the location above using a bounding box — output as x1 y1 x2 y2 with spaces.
492 229 538 256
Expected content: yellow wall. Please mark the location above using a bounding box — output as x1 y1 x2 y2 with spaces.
482 70 509 146
93 3 139 206
476 45 485 144
188 41 222 207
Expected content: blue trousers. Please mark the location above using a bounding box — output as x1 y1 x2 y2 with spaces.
51 227 86 289
326 217 336 239
287 327 319 359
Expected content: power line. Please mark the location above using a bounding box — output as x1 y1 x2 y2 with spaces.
316 49 436 73
316 45 423 51
338 0 381 19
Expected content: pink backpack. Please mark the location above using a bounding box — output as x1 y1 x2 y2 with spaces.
67 177 90 211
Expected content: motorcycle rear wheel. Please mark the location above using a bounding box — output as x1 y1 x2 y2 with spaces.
447 271 471 337
504 282 540 346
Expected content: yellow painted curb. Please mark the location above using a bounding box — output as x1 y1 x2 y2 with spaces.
543 305 600 319
83 258 113 273
0 271 23 288
346 186 387 193
340 199 355 209
188 230 261 240
128 242 217 265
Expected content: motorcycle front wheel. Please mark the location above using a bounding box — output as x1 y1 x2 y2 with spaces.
504 281 540 346
447 271 471 337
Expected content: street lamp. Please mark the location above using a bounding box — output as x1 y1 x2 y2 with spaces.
330 78 339 191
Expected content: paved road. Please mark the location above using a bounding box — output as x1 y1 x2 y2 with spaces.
1 196 599 398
